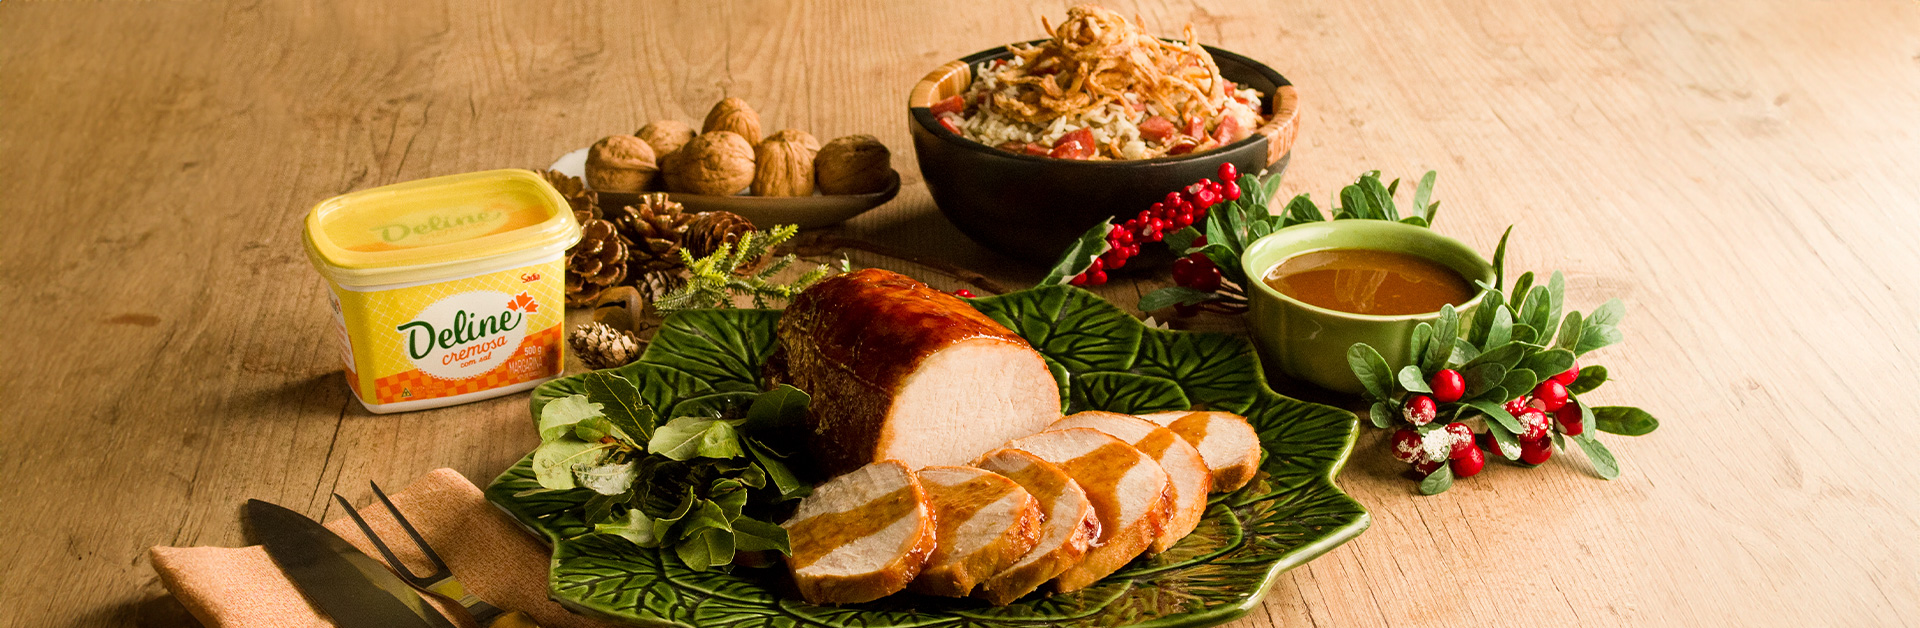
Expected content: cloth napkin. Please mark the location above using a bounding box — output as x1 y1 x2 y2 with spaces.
149 469 623 628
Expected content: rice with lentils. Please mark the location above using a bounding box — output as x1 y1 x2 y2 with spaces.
928 5 1268 161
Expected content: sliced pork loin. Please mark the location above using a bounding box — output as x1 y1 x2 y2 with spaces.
970 448 1100 605
1046 412 1211 553
783 461 938 605
779 269 1063 475
907 466 1044 597
1002 428 1172 592
1141 411 1263 492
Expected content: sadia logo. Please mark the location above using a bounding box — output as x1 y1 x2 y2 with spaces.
394 291 530 379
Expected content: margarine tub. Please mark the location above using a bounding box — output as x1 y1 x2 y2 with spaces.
303 169 582 413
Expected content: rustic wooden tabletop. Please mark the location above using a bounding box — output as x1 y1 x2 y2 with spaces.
5 1 1919 626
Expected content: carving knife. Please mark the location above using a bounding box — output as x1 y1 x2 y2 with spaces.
246 499 458 628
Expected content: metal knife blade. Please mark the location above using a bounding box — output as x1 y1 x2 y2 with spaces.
246 499 457 628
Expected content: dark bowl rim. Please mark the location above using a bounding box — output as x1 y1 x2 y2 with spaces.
908 39 1294 168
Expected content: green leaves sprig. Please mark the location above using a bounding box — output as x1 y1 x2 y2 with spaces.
1140 170 1444 313
1348 226 1659 494
655 224 845 314
525 372 813 570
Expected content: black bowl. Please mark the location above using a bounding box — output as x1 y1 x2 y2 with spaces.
908 42 1300 265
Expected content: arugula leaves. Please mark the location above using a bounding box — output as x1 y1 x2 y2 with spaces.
528 382 815 570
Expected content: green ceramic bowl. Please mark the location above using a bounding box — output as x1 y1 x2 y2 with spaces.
1241 220 1495 394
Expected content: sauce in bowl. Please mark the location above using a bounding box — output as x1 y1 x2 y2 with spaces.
1264 248 1475 316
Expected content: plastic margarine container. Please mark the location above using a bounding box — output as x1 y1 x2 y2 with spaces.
303 169 582 414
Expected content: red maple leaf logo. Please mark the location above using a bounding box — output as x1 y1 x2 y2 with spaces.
507 292 539 314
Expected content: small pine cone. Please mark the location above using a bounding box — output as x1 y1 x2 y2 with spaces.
540 169 600 218
683 211 758 260
569 322 641 370
565 218 629 307
630 269 688 301
608 193 692 273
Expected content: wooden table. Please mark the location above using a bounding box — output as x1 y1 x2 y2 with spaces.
5 1 1919 626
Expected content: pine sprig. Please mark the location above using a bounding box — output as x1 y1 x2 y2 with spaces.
654 225 843 313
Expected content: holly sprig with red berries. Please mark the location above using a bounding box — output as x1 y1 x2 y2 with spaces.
1352 228 1661 495
1040 162 1258 290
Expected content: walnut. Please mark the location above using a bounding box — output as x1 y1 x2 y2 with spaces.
702 97 763 146
636 120 695 162
585 135 658 193
815 135 892 195
753 130 819 197
664 131 756 196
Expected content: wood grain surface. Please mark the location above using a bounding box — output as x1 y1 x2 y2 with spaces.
4 1 1919 626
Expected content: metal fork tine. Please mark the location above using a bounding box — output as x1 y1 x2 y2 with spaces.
331 492 430 586
369 481 451 580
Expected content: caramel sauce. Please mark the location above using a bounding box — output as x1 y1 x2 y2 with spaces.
1264 248 1475 316
788 485 920 569
1168 414 1211 445
991 458 1066 504
1056 442 1143 541
923 474 1015 562
1133 428 1179 458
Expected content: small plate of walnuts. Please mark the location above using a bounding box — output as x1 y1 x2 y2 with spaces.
550 97 900 229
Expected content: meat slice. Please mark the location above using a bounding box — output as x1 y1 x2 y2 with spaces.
1141 411 1263 492
1046 412 1211 553
778 269 1063 475
1003 428 1172 592
908 466 1043 597
782 461 938 605
971 448 1100 605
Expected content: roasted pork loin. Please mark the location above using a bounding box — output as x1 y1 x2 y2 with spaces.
778 269 1063 475
1046 412 1211 553
1142 411 1263 492
970 448 1101 605
908 466 1043 597
1002 427 1172 592
782 460 937 604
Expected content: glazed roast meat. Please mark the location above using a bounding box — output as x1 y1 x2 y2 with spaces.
1141 411 1263 492
1046 412 1212 553
908 466 1044 597
1002 427 1173 592
778 269 1063 475
782 461 938 605
970 448 1101 606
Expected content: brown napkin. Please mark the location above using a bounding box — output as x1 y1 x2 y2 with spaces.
150 469 622 628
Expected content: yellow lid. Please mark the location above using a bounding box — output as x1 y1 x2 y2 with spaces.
304 169 581 287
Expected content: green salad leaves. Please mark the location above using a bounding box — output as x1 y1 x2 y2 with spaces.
524 372 812 571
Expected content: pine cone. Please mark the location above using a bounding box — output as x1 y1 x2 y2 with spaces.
569 322 641 370
539 169 600 218
565 218 629 307
608 193 692 274
631 269 688 301
683 211 758 260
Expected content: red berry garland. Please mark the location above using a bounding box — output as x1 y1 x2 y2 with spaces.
1066 162 1244 287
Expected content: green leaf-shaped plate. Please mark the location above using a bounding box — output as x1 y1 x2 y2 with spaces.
489 285 1368 628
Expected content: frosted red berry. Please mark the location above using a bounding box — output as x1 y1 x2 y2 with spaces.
1504 397 1531 417
1217 162 1239 182
1414 458 1445 477
1532 380 1569 411
1552 360 1580 386
1517 409 1550 441
1404 395 1437 426
1430 369 1465 403
1391 429 1424 463
1445 423 1474 457
1555 402 1584 436
1520 437 1553 465
1450 446 1485 477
